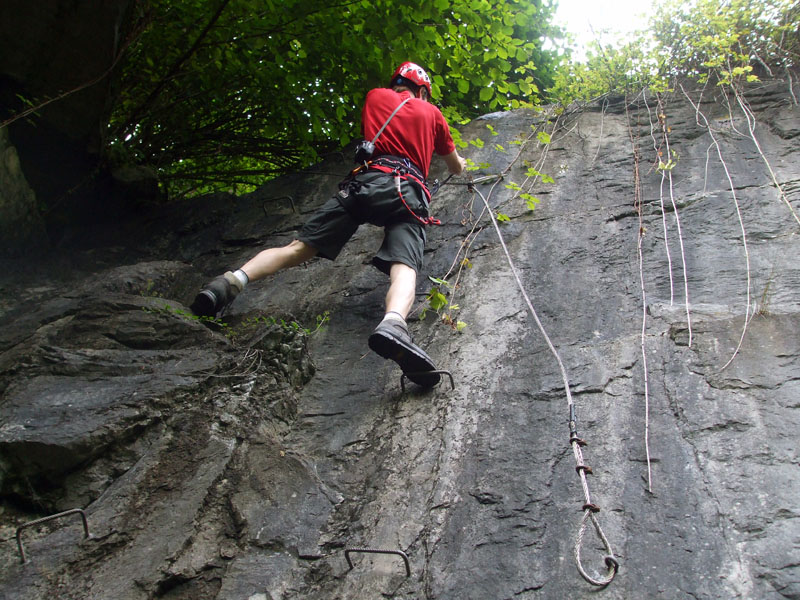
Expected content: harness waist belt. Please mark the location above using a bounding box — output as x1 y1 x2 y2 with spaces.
340 154 442 226
370 155 426 186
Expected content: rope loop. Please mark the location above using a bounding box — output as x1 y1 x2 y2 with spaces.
469 180 620 588
574 509 619 587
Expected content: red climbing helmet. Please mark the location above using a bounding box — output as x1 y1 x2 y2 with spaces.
390 62 432 98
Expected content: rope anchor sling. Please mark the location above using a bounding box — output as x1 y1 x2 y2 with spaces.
470 181 619 587
570 405 619 586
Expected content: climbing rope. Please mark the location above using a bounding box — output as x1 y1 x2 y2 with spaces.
469 180 619 587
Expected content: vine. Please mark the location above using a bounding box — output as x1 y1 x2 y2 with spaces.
680 83 753 370
731 83 800 227
419 116 560 330
464 116 619 584
644 93 676 305
626 97 655 493
652 91 693 345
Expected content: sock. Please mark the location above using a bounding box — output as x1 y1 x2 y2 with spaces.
222 271 243 294
382 311 406 324
232 269 249 289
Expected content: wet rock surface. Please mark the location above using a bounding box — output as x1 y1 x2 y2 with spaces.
1 81 799 599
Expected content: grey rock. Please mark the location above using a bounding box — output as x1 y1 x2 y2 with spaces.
0 128 46 256
1 81 799 599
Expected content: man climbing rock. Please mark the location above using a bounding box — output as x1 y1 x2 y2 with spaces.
191 62 466 386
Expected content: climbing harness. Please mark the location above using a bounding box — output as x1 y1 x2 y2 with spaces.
468 179 619 587
342 156 443 226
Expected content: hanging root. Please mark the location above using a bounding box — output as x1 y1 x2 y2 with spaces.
471 179 619 587
680 84 752 370
787 68 798 105
732 83 800 227
644 90 676 305
590 97 609 168
626 98 654 493
645 90 693 345
448 109 618 586
571 414 619 586
435 112 563 322
658 95 693 346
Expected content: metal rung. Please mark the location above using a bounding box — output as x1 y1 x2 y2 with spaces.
262 195 297 215
16 508 92 564
400 369 455 393
344 547 411 577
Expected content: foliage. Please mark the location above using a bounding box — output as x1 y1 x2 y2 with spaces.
233 312 331 339
548 0 800 106
142 295 330 342
421 277 467 331
548 38 666 105
108 0 563 198
142 300 230 330
651 0 799 83
140 281 330 335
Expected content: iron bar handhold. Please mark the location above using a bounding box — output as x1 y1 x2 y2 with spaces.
15 508 92 564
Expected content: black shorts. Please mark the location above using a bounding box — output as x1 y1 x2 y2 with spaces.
297 170 429 275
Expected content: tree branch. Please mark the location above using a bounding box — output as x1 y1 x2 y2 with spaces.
119 0 233 138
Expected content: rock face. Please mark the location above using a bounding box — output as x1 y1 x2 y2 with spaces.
0 0 131 143
0 127 46 255
1 81 799 599
0 0 134 253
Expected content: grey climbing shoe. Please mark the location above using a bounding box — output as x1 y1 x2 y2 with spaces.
190 271 242 317
368 319 440 388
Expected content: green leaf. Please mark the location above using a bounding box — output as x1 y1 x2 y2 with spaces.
428 288 449 311
427 276 451 288
104 0 564 198
522 193 539 210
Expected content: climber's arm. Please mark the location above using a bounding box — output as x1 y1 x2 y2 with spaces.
443 150 467 175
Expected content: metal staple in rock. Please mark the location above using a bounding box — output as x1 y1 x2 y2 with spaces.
470 181 619 587
15 508 92 563
400 369 455 393
344 547 411 577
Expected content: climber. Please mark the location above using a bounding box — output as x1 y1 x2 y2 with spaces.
190 61 467 387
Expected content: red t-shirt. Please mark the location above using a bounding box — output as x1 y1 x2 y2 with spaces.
361 88 456 179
